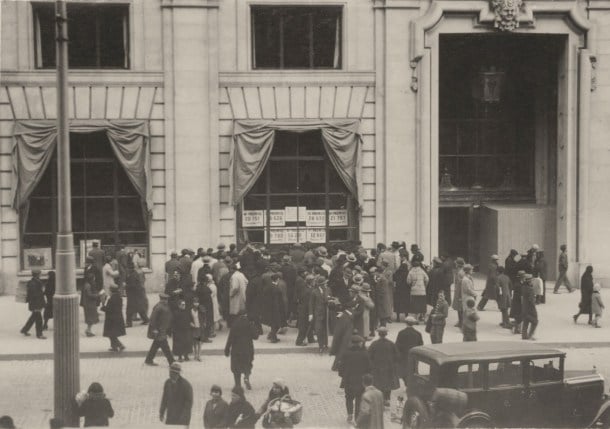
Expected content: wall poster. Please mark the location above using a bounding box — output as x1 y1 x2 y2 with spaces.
306 228 327 243
242 210 265 227
285 206 307 222
269 229 286 244
269 210 285 227
329 209 348 226
285 228 307 244
306 210 326 227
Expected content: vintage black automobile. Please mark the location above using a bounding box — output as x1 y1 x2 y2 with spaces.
402 341 610 428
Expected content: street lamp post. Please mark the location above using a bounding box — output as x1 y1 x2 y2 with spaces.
53 1 80 426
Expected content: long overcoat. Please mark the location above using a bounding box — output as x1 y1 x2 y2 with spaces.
393 263 410 314
331 311 355 371
309 284 330 333
26 278 46 311
160 376 193 425
521 283 538 323
262 283 285 329
509 281 523 319
579 271 594 313
102 292 126 338
339 346 372 396
81 281 99 325
483 262 499 300
224 314 255 374
368 337 400 392
356 386 385 429
395 326 423 378
125 270 148 316
374 275 393 321
496 273 512 310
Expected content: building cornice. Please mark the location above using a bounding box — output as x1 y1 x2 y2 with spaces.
161 0 219 8
219 71 375 87
0 70 164 87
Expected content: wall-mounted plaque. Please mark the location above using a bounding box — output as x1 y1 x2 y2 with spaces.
329 209 348 226
306 210 326 227
242 210 265 227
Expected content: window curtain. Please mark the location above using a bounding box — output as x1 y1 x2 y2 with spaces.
11 119 153 212
230 119 362 206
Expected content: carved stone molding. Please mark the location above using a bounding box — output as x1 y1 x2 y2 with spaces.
161 0 219 8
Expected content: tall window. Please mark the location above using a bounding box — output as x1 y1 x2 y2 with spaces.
239 131 358 246
33 3 129 69
21 132 148 268
251 6 342 69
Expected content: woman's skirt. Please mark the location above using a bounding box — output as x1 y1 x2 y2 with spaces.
409 295 427 314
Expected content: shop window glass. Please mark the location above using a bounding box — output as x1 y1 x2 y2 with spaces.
252 6 342 69
239 130 358 246
33 3 129 69
20 132 148 269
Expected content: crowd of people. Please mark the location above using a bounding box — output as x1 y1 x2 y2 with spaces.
16 239 607 428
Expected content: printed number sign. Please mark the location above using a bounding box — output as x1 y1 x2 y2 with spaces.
242 210 264 227
328 210 348 226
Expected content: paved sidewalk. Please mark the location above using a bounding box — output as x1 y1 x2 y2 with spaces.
1 276 608 360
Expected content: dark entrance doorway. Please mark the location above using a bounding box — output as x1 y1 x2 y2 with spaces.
438 34 561 263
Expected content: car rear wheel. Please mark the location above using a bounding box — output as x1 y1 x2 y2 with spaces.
457 412 494 428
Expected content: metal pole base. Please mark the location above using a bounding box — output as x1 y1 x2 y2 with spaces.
53 293 80 427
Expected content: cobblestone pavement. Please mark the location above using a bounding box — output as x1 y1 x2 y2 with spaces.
1 347 610 429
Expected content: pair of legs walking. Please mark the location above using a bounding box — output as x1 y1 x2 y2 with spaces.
145 339 174 365
126 310 149 327
345 391 362 422
554 270 573 293
522 319 538 340
21 311 44 338
233 371 251 390
108 336 125 351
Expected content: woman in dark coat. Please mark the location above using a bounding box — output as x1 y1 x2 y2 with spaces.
225 312 255 389
574 265 594 324
43 270 55 330
125 262 149 327
75 382 114 427
172 299 193 361
534 251 548 304
102 285 126 351
393 260 410 321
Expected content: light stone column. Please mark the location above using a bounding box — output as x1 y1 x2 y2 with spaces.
162 0 220 250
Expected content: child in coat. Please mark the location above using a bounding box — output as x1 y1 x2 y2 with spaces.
462 298 479 342
75 382 114 427
190 298 207 361
592 283 605 328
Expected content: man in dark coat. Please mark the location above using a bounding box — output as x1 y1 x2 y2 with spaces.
116 246 129 294
427 258 444 307
505 249 519 284
295 272 315 346
21 269 46 339
125 261 149 327
218 269 234 323
478 255 499 310
196 279 215 339
496 266 512 329
160 363 193 426
225 312 255 389
262 273 285 343
534 251 548 304
280 255 298 321
368 326 399 406
246 264 264 337
395 316 423 386
145 293 175 366
178 249 193 280
331 286 365 371
203 385 229 429
521 274 538 340
309 275 330 353
510 271 525 335
102 285 126 351
331 266 353 305
339 335 371 424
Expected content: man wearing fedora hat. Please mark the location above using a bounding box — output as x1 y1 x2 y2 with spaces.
521 274 538 340
296 273 315 346
395 317 423 388
159 362 193 426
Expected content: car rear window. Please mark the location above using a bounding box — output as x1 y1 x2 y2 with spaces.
415 360 431 380
528 358 562 383
455 363 484 389
488 361 523 388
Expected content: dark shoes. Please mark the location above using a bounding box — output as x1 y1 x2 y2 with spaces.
295 342 307 346
244 377 252 390
144 361 158 366
37 335 47 339
20 330 30 336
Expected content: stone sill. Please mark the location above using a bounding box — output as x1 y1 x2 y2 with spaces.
0 70 164 87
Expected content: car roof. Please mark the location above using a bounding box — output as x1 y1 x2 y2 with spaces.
410 341 566 365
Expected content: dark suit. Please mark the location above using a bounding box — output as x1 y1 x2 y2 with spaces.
339 346 372 419
309 285 330 348
295 279 314 344
395 326 423 382
21 277 45 337
160 376 193 425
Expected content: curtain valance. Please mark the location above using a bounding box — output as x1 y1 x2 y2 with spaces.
230 119 362 206
11 119 153 211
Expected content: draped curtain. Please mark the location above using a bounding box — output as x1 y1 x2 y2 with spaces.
11 119 153 212
230 119 362 206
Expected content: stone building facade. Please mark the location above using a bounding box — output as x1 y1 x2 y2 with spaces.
0 0 608 294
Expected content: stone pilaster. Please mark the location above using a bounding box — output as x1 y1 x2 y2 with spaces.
162 0 220 250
